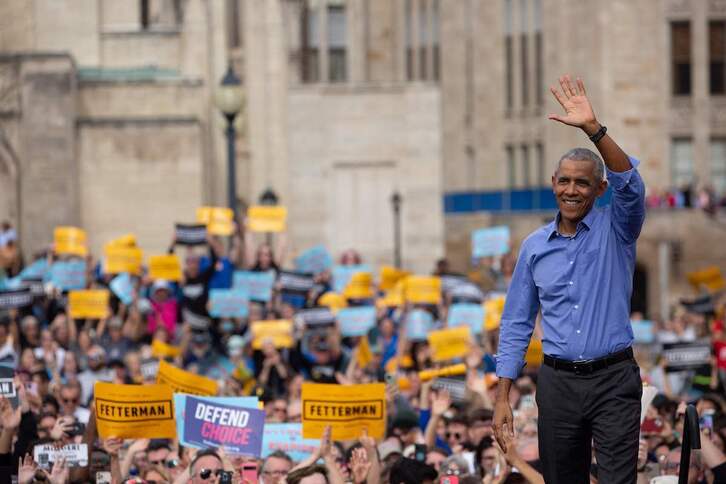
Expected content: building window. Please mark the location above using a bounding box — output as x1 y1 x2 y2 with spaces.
711 139 726 195
405 0 440 82
521 144 531 187
671 21 691 96
710 21 725 95
533 0 543 106
504 0 514 110
506 145 517 188
671 138 694 188
301 2 320 83
520 0 529 108
328 4 347 82
536 142 545 185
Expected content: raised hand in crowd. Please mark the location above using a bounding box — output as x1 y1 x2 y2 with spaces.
17 454 36 484
349 447 372 484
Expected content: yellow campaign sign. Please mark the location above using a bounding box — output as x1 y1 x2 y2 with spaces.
54 226 87 257
247 206 287 233
69 290 110 319
302 383 386 440
151 339 182 359
484 296 506 331
94 382 175 439
197 206 234 236
428 326 471 362
356 336 373 368
525 338 543 367
318 292 348 313
379 266 410 291
107 233 137 247
104 245 143 275
404 276 441 305
156 360 217 396
148 254 182 281
343 272 375 299
687 266 725 292
251 320 294 350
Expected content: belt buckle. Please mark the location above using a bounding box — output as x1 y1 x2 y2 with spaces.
572 360 593 375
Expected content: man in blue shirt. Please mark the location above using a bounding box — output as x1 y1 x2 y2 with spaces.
493 75 645 484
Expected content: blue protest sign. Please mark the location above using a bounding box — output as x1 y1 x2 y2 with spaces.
209 289 249 318
406 309 434 341
49 261 87 291
110 273 134 305
294 245 333 275
174 394 258 440
448 303 485 335
471 226 511 258
631 320 654 344
233 271 275 302
262 424 319 462
18 259 49 280
181 395 265 456
332 264 372 293
337 306 377 337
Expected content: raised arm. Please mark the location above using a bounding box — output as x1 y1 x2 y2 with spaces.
548 75 630 172
549 74 646 242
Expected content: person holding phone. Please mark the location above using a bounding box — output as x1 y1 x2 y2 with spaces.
494 75 646 483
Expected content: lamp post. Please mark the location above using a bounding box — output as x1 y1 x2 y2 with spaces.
391 191 402 268
259 188 279 246
214 65 244 220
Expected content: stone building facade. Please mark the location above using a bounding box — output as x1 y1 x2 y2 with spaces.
1 0 725 316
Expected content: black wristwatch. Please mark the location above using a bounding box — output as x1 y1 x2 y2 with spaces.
589 125 607 143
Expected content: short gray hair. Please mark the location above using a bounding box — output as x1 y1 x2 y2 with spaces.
557 148 606 183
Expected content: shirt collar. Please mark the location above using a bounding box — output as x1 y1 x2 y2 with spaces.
547 208 598 241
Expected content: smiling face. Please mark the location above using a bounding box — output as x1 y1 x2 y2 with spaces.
552 158 607 232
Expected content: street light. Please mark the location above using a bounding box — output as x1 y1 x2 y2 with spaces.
391 191 402 268
214 64 244 219
258 188 279 206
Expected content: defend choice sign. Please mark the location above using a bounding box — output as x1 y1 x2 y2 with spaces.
183 395 265 456
302 383 386 440
156 360 218 396
94 382 175 439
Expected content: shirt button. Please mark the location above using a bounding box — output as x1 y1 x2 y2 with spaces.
569 261 574 265
569 281 574 285
579 355 583 359
576 330 581 334
574 305 579 310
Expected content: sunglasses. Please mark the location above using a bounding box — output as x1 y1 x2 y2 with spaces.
62 398 78 404
149 459 179 469
445 432 464 441
197 468 224 480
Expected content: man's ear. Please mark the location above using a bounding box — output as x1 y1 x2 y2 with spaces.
596 179 608 197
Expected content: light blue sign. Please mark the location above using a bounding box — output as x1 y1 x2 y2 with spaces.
406 309 434 341
174 394 259 441
294 245 333 275
631 320 654 344
471 226 511 258
332 264 372 293
19 259 49 280
337 306 377 337
209 289 249 318
110 273 134 305
49 261 86 291
448 303 485 335
233 271 275 302
262 424 319 462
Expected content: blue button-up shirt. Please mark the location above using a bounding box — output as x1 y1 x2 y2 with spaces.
496 156 646 379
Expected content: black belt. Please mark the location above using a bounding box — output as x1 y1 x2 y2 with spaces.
543 347 634 375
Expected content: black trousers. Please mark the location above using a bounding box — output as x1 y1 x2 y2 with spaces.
536 357 642 484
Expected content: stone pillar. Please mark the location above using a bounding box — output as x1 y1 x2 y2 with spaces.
692 0 710 181
18 55 80 255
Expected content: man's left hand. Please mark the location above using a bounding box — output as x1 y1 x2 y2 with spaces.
548 75 599 134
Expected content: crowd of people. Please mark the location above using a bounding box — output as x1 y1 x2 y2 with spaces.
0 217 724 484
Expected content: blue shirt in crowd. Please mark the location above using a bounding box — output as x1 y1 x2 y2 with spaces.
496 156 646 379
